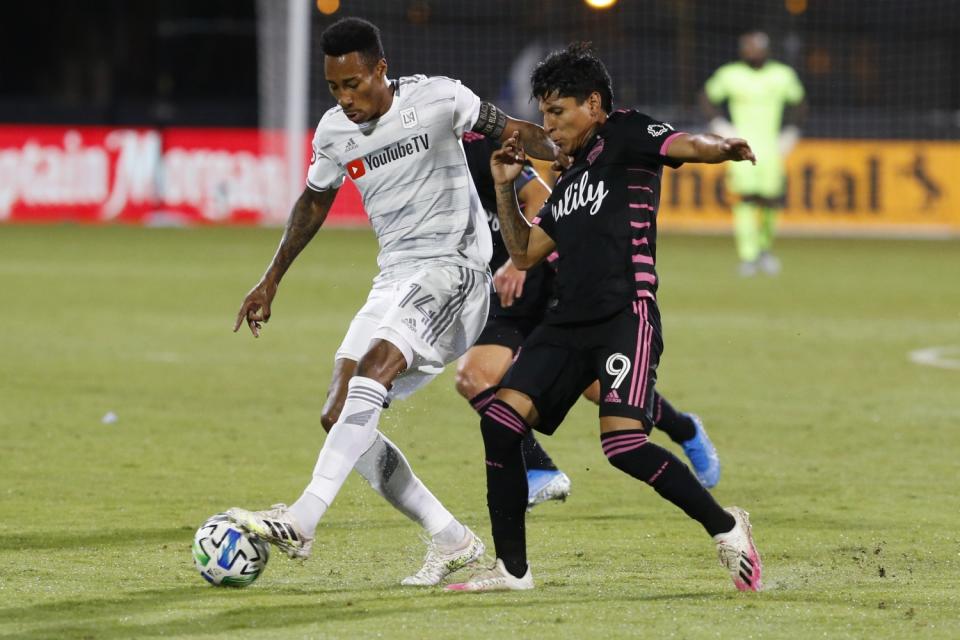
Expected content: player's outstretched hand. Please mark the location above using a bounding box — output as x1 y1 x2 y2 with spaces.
233 280 278 338
490 131 526 185
493 259 526 308
723 138 757 165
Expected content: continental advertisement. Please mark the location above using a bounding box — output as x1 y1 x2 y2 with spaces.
659 140 960 235
1 126 957 235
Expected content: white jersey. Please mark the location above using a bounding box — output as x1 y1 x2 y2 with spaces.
307 75 493 277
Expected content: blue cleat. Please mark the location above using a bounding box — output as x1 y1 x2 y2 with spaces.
681 414 721 488
526 469 571 509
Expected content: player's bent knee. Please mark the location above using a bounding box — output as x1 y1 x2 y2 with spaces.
357 338 409 386
454 367 491 400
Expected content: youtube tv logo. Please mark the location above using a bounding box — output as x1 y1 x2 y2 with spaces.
346 158 366 179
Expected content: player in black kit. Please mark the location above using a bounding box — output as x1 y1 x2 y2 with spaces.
456 131 574 509
447 44 762 593
456 133 723 508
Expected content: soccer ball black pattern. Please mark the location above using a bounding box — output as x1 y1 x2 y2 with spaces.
192 514 270 587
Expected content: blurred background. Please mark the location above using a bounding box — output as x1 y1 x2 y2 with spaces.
1 0 958 232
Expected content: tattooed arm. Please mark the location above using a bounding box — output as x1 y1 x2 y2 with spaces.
490 133 557 270
233 186 338 337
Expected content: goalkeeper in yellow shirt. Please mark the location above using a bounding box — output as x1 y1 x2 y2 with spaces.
701 31 806 276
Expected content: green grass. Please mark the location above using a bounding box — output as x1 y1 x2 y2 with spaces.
1 226 958 639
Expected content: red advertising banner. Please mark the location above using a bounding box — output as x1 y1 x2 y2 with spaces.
3 126 958 235
0 125 368 226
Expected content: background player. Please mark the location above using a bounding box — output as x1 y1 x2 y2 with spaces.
226 17 559 587
458 133 721 493
448 44 762 593
701 31 806 276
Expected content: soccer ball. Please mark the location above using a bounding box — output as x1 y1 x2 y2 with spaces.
192 514 270 587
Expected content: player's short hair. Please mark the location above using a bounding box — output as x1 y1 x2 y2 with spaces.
531 42 614 113
320 17 385 67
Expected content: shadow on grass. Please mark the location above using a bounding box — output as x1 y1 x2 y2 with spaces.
0 526 192 551
0 583 719 639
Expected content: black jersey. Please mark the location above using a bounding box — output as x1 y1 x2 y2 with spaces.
462 131 553 319
532 110 684 325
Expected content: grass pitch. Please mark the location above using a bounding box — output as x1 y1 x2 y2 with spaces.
1 226 958 639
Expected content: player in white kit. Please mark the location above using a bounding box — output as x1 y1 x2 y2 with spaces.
227 17 560 587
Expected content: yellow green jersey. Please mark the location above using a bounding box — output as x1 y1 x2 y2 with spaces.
705 60 805 197
704 60 804 144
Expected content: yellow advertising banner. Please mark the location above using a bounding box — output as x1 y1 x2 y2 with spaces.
659 140 960 235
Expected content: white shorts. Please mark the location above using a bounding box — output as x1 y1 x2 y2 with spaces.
336 265 490 402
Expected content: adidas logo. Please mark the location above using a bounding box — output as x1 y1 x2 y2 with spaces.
344 138 358 152
401 317 417 332
604 389 622 404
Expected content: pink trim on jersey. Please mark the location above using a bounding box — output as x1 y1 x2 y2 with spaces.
632 237 650 245
531 216 541 225
630 221 651 229
659 131 686 156
634 272 657 284
628 167 659 177
632 254 655 265
636 289 655 300
629 203 654 210
628 185 654 192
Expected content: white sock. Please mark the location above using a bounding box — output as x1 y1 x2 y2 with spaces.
353 432 458 537
431 519 468 550
289 492 327 539
297 376 387 534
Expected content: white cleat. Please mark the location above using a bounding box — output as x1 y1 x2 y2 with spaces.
401 527 485 586
445 558 534 592
714 506 763 592
527 469 571 510
225 503 313 559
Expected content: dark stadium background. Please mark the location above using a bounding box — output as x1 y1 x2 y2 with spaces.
3 0 958 138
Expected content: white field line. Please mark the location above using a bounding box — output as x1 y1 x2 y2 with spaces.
908 346 960 371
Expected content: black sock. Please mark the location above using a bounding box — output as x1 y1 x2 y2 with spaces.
468 387 497 414
471 389 557 472
479 398 529 578
521 432 558 471
600 430 734 536
651 393 696 444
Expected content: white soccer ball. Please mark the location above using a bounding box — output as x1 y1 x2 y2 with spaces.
192 514 270 587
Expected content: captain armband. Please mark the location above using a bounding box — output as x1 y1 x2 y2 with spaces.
473 102 507 139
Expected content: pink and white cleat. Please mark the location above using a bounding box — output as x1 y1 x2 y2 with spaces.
713 506 763 591
445 558 534 592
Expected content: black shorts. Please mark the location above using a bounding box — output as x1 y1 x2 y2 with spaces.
474 313 544 354
500 300 663 435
